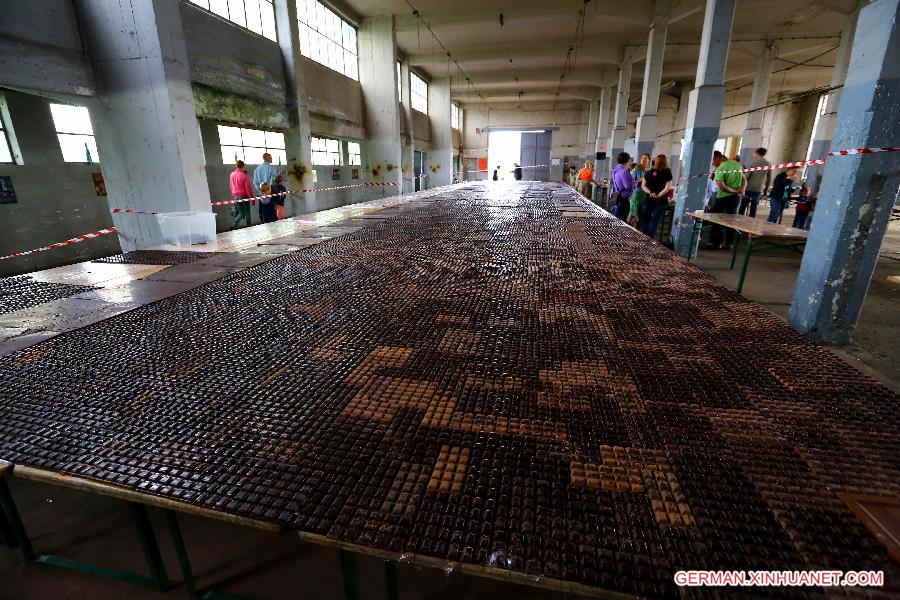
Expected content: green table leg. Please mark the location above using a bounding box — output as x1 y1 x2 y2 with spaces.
688 220 700 262
165 510 198 597
729 232 741 270
127 503 171 591
0 479 35 560
736 236 754 294
340 550 361 600
385 560 399 600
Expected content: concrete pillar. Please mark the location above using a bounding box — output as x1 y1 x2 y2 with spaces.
668 86 691 179
671 0 737 257
788 0 900 344
805 7 861 192
358 16 402 195
274 0 315 215
595 83 613 177
635 0 669 157
400 59 416 193
74 0 211 251
608 61 633 165
428 77 453 187
585 88 600 159
739 40 778 165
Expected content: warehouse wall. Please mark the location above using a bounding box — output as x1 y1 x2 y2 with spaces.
0 90 120 277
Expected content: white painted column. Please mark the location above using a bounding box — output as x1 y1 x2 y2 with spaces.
274 0 315 215
738 40 778 165
74 0 211 251
608 61 633 164
635 0 669 157
400 58 416 193
584 88 600 159
668 85 691 180
595 83 614 177
805 7 861 192
358 16 402 197
788 0 900 344
671 0 737 257
428 77 453 187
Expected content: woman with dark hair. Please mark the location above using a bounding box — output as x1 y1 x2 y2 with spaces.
640 154 673 238
609 152 634 220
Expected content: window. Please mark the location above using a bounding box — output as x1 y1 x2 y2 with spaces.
397 62 402 102
297 0 358 80
218 125 286 165
311 136 342 165
451 103 460 130
0 115 12 164
347 141 361 166
411 73 428 113
49 103 99 163
188 0 277 41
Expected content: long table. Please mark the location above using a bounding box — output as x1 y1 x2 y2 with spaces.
688 210 809 293
1 183 898 598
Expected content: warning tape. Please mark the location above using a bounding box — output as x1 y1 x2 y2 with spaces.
465 164 553 174
0 228 119 261
681 146 900 181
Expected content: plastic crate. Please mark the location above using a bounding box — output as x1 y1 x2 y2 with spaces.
155 211 216 248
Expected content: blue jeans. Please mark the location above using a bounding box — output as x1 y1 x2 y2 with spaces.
740 191 762 217
767 197 785 223
641 202 665 238
709 194 740 248
792 211 809 229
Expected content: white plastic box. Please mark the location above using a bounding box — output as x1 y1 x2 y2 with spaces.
155 211 217 248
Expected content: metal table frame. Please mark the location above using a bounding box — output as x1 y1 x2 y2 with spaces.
687 214 807 294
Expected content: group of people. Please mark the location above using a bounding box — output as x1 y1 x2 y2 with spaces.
703 147 816 249
228 153 289 229
607 152 674 238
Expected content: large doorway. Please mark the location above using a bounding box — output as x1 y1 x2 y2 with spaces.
487 131 522 181
486 130 551 182
520 131 551 181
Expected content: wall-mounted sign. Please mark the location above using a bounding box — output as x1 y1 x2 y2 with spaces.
332 168 341 181
0 175 16 204
351 167 360 180
92 172 107 196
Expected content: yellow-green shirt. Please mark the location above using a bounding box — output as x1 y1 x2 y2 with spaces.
714 160 743 198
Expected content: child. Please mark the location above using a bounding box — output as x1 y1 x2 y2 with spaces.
271 174 287 220
258 182 278 223
792 186 816 229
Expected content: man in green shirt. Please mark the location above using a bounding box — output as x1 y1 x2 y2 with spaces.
705 151 747 249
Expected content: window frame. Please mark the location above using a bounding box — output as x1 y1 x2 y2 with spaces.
411 72 428 114
451 103 460 130
0 113 13 164
311 135 343 166
217 124 286 166
187 0 277 42
49 103 100 164
297 0 359 80
347 141 361 166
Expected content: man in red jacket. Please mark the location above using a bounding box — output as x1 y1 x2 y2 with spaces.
229 160 254 229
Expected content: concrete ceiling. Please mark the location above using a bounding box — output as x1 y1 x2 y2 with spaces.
340 0 859 106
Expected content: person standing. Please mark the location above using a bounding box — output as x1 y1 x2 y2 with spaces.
229 160 254 229
576 161 594 198
513 163 523 181
609 152 635 221
705 151 746 249
640 154 673 238
628 153 651 227
767 166 800 223
792 186 815 229
258 182 278 223
271 174 288 220
740 147 771 217
252 152 277 194
492 165 500 181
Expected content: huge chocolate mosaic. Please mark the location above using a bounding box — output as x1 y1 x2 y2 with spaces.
0 183 898 597
0 275 98 315
93 250 226 265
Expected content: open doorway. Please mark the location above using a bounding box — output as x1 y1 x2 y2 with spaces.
487 131 522 181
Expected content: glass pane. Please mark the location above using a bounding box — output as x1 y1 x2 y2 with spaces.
329 152 340 166
245 0 262 34
209 0 229 17
217 125 242 145
314 32 327 64
50 104 94 135
0 131 13 163
241 127 266 147
58 134 96 163
315 2 327 33
343 50 354 77
221 145 244 164
189 0 211 8
347 27 356 51
347 56 358 80
326 138 339 152
299 25 312 57
84 136 100 164
227 0 246 26
312 151 326 164
271 149 287 165
296 0 307 23
260 1 276 40
265 131 285 149
347 142 359 154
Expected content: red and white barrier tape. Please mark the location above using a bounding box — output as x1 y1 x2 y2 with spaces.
465 164 553 174
0 228 119 261
682 146 900 181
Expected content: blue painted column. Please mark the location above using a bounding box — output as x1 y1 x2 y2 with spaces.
635 0 669 158
671 0 737 257
788 0 900 345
